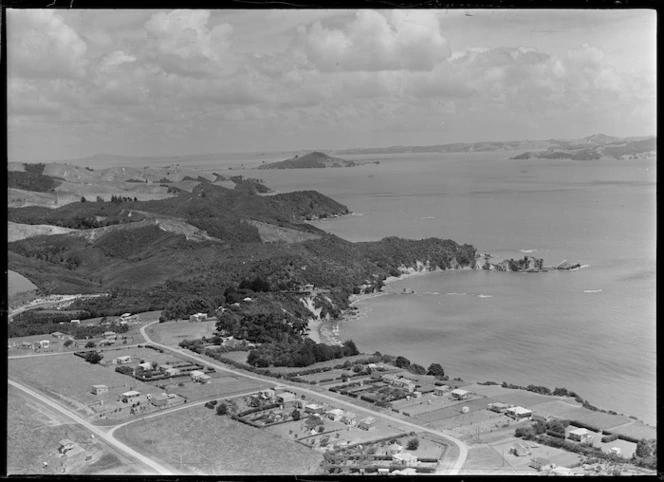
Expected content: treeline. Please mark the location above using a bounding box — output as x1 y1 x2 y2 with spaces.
9 310 129 338
500 381 607 413
246 338 359 368
109 195 138 203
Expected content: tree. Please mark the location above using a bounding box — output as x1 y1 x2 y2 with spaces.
96 196 104 202
291 409 301 421
80 196 87 202
63 339 73 348
409 363 426 375
406 438 420 450
216 403 228 416
342 339 359 356
85 341 96 348
635 438 653 458
395 356 411 368
427 363 445 378
84 351 103 364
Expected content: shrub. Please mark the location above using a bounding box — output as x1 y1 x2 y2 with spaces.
406 438 419 450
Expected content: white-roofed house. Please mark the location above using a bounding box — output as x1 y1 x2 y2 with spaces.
392 452 418 466
326 408 345 421
91 385 108 395
505 406 532 419
567 427 594 443
450 388 470 400
121 390 140 403
358 416 376 430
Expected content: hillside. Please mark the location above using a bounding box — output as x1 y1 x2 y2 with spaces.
258 151 364 169
510 135 656 161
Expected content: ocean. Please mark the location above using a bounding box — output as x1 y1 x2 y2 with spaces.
240 152 656 426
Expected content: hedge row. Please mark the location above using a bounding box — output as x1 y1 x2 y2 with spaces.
237 402 280 418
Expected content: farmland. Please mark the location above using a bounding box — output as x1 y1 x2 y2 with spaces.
6 385 136 475
145 319 217 347
115 405 324 474
148 373 263 402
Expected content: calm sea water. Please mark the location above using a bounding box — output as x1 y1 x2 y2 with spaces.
236 152 655 425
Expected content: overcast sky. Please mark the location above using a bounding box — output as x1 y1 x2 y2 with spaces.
7 9 656 161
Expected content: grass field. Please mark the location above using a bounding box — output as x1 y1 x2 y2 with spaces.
530 399 632 430
150 373 264 402
146 320 217 347
608 421 657 441
6 385 131 475
115 405 324 474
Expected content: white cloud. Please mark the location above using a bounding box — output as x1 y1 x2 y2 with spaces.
8 10 88 79
97 50 137 72
299 10 450 72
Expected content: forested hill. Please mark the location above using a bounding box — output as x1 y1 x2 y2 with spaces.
8 178 477 354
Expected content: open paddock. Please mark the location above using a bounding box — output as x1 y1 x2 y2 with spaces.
115 405 323 474
9 355 167 421
146 320 217 347
459 445 517 475
392 392 481 415
530 399 632 430
298 369 354 384
412 397 493 424
219 350 251 364
263 355 373 375
608 421 657 441
489 436 582 471
151 374 264 402
100 347 184 367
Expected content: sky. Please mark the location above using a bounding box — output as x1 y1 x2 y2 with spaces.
7 9 657 161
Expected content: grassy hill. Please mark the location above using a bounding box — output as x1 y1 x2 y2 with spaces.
510 135 656 160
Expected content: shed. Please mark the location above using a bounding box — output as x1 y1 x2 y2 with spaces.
358 416 376 430
165 367 180 376
510 443 531 457
91 384 108 396
609 447 621 455
392 452 418 466
58 439 77 454
341 411 357 425
326 408 345 421
450 388 470 400
138 362 152 370
39 340 50 348
276 391 296 404
461 406 470 414
70 319 80 324
115 355 132 364
530 457 553 471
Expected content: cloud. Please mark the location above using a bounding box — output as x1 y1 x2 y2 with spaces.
8 10 88 79
143 10 238 77
97 50 137 72
299 10 450 71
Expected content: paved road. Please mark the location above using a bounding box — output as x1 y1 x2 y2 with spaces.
8 379 174 476
141 321 469 474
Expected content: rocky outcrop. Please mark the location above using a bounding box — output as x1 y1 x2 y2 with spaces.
478 255 580 272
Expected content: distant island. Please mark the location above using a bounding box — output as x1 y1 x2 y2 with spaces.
330 134 656 160
257 151 377 170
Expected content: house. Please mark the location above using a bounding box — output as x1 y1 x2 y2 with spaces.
51 331 66 339
609 447 621 456
413 391 422 399
326 408 345 421
70 319 80 325
304 403 326 415
568 427 594 443
510 443 531 457
341 411 357 426
260 388 275 400
58 439 78 454
39 340 50 349
189 370 205 380
103 331 117 340
450 388 470 400
138 362 152 370
197 374 211 384
149 394 171 407
158 364 172 373
19 342 33 349
121 390 140 403
392 452 418 466
91 384 108 396
189 313 207 322
386 443 403 456
99 339 115 347
377 468 390 475
382 374 417 392
487 402 510 413
358 416 376 430
276 391 296 404
505 406 532 419
165 367 180 376
550 466 574 476
530 457 553 471
115 355 132 364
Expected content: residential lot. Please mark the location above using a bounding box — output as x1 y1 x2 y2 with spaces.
532 399 631 429
146 320 217 347
115 405 324 475
6 385 136 475
149 373 263 402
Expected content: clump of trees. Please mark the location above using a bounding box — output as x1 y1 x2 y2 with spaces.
406 438 420 450
84 351 103 364
246 338 360 368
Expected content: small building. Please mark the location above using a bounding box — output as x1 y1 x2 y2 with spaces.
260 388 275 400
450 388 470 400
138 362 152 370
413 391 422 399
189 370 205 380
103 331 117 340
326 408 345 421
189 313 207 322
70 319 80 324
530 457 553 471
568 427 593 443
158 364 172 372
121 390 140 403
609 447 621 456
39 340 50 349
377 468 390 475
505 406 532 419
276 391 296 404
58 439 77 454
304 403 326 415
150 394 170 407
197 374 211 384
91 384 108 396
510 443 531 457
115 355 132 364
460 406 470 414
550 466 574 476
120 313 132 319
358 416 376 430
341 411 357 426
99 339 115 346
19 342 33 349
51 331 66 339
392 452 418 466
165 367 180 376
487 402 510 413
